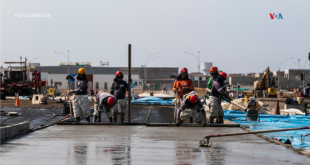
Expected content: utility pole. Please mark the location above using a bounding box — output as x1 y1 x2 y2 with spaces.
298 59 300 69
308 52 310 87
128 44 131 123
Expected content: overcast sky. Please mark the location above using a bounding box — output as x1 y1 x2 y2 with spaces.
1 0 310 74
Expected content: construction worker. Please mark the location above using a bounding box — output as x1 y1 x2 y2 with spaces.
176 92 207 126
245 97 259 121
66 68 91 122
172 67 194 121
208 67 230 124
94 91 117 122
110 71 128 124
162 86 167 94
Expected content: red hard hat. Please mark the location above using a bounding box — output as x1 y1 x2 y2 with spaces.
180 67 188 73
220 72 227 79
107 97 115 106
116 71 123 76
210 67 218 74
189 95 199 104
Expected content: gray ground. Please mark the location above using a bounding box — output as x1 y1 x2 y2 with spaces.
1 125 310 165
1 100 310 164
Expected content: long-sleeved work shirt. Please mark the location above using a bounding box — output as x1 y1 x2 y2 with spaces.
96 92 118 110
67 75 88 95
110 79 128 99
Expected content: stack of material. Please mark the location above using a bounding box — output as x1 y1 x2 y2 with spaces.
221 98 271 114
281 109 305 115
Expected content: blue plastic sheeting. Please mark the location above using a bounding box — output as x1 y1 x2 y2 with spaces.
224 110 310 152
131 97 174 105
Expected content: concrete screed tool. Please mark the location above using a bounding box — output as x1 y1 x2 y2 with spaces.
199 126 310 147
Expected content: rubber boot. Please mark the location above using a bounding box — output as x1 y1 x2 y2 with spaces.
189 117 193 123
76 117 81 122
93 116 97 122
218 116 224 124
215 117 219 124
85 117 90 123
108 117 113 123
121 118 124 125
113 116 117 123
209 116 214 124
97 115 101 122
176 120 183 126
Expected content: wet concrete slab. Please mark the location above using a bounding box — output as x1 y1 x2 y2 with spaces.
1 125 309 165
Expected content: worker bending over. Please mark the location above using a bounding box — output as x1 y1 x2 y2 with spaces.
94 91 117 122
66 68 91 122
176 92 207 126
208 67 230 124
245 97 259 121
173 67 194 121
110 71 128 124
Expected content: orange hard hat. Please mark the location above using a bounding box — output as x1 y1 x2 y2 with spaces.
210 67 218 75
78 68 85 74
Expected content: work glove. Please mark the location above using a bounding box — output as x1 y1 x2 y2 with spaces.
66 75 71 80
182 87 189 91
174 88 179 92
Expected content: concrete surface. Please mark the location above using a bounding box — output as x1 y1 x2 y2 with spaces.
0 121 29 141
1 125 309 165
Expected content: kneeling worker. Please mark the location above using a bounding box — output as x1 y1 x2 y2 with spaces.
110 71 128 124
66 68 91 122
94 91 117 122
176 92 207 126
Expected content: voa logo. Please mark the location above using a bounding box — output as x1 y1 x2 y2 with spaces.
270 13 283 19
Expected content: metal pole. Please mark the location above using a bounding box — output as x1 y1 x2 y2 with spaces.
128 44 131 123
198 51 200 92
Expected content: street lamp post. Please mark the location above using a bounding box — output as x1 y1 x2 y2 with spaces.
55 50 70 88
146 56 160 90
184 52 200 91
144 53 159 85
278 57 293 90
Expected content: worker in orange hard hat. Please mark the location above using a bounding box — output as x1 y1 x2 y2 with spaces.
66 68 91 122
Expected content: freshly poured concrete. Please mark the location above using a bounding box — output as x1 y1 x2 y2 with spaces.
1 125 309 165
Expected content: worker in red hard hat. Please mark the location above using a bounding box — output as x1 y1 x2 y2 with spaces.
172 67 194 122
176 92 207 126
208 68 231 124
108 71 128 124
94 91 118 123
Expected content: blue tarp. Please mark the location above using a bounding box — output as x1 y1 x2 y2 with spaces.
131 97 174 105
224 110 310 151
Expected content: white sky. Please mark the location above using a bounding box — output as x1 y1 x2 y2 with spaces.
1 0 310 74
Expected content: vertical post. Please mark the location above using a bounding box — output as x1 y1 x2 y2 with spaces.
278 69 280 90
198 51 200 92
128 44 131 123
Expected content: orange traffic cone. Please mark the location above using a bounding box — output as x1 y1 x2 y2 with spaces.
15 93 20 106
52 96 54 101
40 95 47 104
67 94 69 101
65 96 67 101
274 99 280 115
